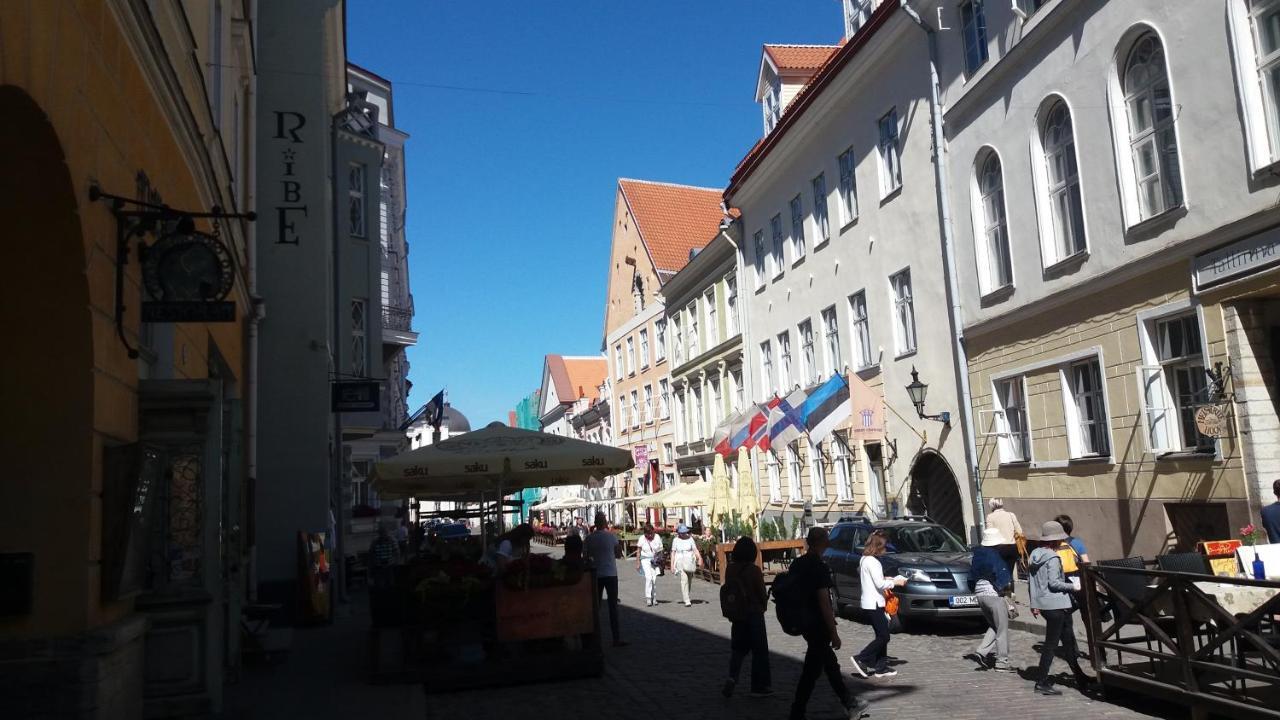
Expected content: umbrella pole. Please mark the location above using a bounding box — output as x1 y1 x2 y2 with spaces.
497 476 506 534
480 491 487 555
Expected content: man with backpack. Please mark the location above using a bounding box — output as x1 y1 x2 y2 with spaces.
777 527 870 720
721 536 772 698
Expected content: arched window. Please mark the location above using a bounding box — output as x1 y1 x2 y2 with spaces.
1122 33 1182 218
975 151 1012 291
1040 100 1086 262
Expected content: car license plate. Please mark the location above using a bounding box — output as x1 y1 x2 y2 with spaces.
949 595 978 608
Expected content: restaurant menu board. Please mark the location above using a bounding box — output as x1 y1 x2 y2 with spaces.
1199 539 1243 576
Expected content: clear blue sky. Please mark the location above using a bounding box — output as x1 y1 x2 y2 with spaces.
346 1 840 428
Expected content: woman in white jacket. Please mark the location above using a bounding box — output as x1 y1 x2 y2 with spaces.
850 531 906 678
635 524 664 607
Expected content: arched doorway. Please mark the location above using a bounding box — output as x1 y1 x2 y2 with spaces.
906 451 965 538
0 86 94 634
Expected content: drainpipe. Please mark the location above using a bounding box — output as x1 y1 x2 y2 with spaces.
330 111 347 605
901 1 985 537
245 67 263 602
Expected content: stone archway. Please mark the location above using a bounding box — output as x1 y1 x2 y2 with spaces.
0 85 94 635
906 451 965 537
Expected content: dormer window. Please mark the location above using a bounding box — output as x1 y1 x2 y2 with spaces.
844 0 873 38
763 76 782 133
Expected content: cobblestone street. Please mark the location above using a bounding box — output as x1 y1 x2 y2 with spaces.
228 569 1185 720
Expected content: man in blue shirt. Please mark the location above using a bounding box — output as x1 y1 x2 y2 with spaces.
1263 479 1280 544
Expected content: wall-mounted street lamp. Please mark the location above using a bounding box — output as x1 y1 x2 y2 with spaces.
905 367 950 425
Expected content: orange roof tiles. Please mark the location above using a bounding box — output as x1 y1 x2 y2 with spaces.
618 179 728 276
546 355 607 406
764 44 839 72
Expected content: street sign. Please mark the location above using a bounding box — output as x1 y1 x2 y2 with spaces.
142 301 236 323
331 380 381 412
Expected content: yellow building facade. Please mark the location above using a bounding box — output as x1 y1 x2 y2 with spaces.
0 2 254 717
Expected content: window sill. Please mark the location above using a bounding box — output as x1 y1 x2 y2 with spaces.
879 185 903 206
980 284 1015 305
1154 449 1217 462
997 460 1032 469
772 271 785 283
788 500 807 508
813 235 832 251
894 349 918 362
839 217 859 236
1042 250 1089 277
1067 455 1114 467
1123 205 1187 241
769 498 785 506
792 255 807 269
836 499 860 506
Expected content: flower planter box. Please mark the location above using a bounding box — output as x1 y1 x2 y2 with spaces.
713 539 805 584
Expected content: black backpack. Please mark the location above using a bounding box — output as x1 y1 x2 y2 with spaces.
770 569 807 636
720 574 749 623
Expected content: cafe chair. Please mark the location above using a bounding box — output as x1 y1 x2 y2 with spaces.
1155 552 1210 576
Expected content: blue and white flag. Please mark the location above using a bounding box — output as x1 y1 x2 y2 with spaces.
768 387 809 450
801 374 852 445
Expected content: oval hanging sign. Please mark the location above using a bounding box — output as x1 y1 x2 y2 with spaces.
1195 404 1231 439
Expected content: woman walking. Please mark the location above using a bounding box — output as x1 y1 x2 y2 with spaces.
721 537 772 698
849 531 906 679
969 527 1013 671
671 524 702 607
1027 521 1093 696
636 523 664 607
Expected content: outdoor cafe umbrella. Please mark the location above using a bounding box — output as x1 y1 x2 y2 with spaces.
635 481 711 509
736 447 761 536
373 422 634 531
708 453 734 540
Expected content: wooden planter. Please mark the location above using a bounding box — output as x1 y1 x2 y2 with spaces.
712 539 805 584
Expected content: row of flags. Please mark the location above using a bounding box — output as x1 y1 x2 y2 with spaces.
712 373 856 457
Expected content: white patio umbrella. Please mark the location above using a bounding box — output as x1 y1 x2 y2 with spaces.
373 422 634 531
635 482 711 509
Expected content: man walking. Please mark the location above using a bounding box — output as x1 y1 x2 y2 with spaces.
1263 479 1280 543
583 512 628 647
789 527 870 720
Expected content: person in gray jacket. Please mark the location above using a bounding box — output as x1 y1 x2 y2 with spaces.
1026 521 1093 696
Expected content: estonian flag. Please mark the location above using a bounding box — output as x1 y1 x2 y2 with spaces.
801 374 852 444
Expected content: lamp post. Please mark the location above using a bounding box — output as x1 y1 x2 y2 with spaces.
905 367 951 425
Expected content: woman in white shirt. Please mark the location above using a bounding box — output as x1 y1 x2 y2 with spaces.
850 530 906 679
670 524 702 608
636 524 665 607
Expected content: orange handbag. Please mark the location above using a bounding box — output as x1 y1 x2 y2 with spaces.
884 589 899 616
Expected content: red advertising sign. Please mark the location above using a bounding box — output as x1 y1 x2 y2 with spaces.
632 445 649 467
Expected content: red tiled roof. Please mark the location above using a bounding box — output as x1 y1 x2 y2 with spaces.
546 354 608 406
618 179 728 276
728 1 899 201
764 44 839 72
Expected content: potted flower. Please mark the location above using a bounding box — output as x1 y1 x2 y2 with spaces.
1240 523 1267 579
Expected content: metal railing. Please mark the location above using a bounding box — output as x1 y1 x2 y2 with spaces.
1082 564 1280 719
382 306 413 332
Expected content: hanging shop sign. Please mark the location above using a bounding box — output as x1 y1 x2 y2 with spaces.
140 228 236 322
331 380 381 412
1193 225 1280 291
632 445 649 468
1194 404 1232 439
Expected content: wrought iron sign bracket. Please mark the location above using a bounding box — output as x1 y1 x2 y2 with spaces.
89 186 255 359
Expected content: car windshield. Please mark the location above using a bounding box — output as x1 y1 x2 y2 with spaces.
881 525 966 553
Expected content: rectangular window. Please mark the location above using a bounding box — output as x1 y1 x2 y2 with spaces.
687 302 700 358
799 319 817 385
1139 313 1209 452
1065 358 1110 458
844 0 872 37
726 275 739 337
790 194 807 261
618 395 628 430
351 299 367 376
672 317 684 365
663 442 674 465
812 174 831 242
833 431 854 501
849 291 873 369
822 306 841 377
630 390 640 429
705 288 719 348
770 214 785 277
787 442 804 501
692 384 704 438
615 344 624 380
626 337 636 375
659 379 671 419
768 452 782 502
838 148 859 224
994 377 1031 463
809 438 827 502
655 320 667 361
760 341 776 398
890 270 917 355
709 376 723 429
732 368 744 412
878 109 902 195
753 230 768 288
778 331 793 391
960 0 989 76
639 329 650 369
348 163 367 237
643 385 654 424
673 390 684 442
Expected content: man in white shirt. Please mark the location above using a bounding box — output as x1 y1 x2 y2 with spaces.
583 513 628 647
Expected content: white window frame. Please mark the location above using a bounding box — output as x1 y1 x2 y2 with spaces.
971 149 1014 295
659 379 671 419
849 291 873 370
809 437 827 502
990 375 1032 463
960 0 989 77
732 367 744 412
655 319 667 361
770 214 786 278
1228 0 1280 172
614 344 624 380
687 301 700 358
778 330 793 391
1134 302 1212 454
692 384 704 439
844 0 872 38
626 337 636 376
878 108 902 197
812 173 831 243
726 274 739 337
838 147 859 225
760 340 776 398
786 442 804 502
799 319 817 385
822 305 841 377
709 375 723 429
767 451 783 502
348 163 367 238
889 270 917 356
618 394 628 430
753 230 768 289
705 288 719 348
672 316 684 366
1031 97 1088 268
833 432 854 501
1061 356 1111 459
790 194 807 263
643 384 654 424
639 329 650 369
630 390 640 429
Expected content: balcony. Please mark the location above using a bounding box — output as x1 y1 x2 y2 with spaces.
382 305 417 346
